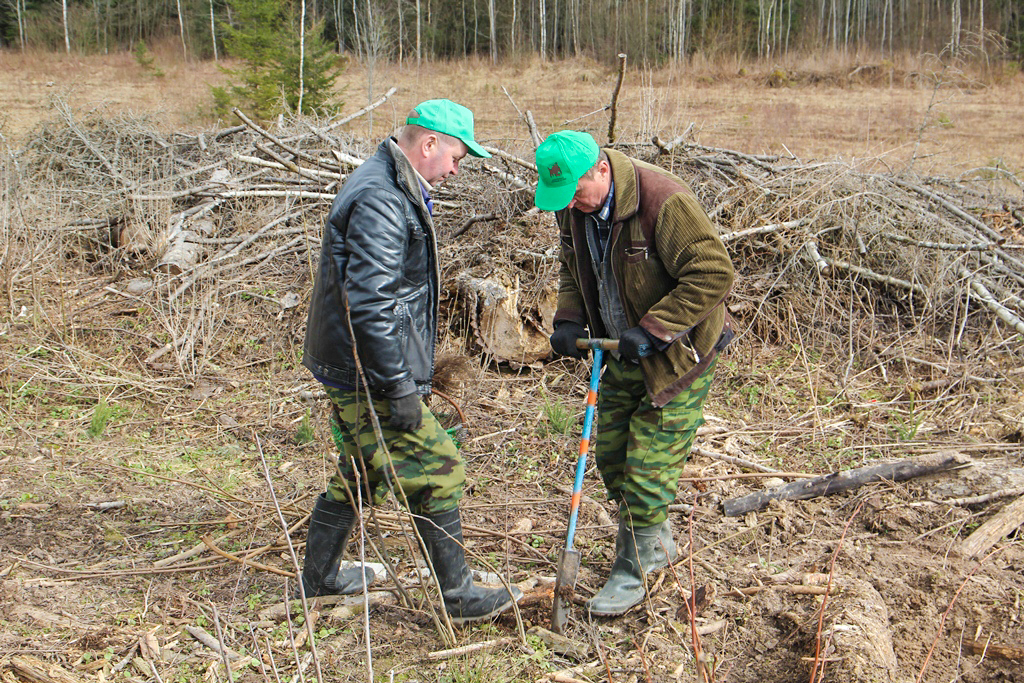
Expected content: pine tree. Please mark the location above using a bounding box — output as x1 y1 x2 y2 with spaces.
213 0 343 119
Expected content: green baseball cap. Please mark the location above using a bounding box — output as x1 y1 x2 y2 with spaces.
534 130 600 211
406 99 491 158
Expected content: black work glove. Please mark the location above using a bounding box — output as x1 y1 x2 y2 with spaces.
549 321 588 359
389 393 423 431
618 326 655 362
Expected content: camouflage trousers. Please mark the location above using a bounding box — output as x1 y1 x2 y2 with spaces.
323 387 465 516
595 355 717 527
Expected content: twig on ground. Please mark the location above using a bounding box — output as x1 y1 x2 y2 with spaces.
690 445 780 473
427 638 517 660
201 534 295 577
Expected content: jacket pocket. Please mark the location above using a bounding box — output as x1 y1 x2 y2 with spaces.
404 311 431 382
621 242 670 313
623 239 652 263
403 218 428 285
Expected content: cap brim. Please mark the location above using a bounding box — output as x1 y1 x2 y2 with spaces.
463 139 491 158
534 181 577 211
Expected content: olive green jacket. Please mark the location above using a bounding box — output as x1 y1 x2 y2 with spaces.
554 148 734 406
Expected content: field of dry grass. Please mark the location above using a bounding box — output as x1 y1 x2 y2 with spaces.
2 46 1022 177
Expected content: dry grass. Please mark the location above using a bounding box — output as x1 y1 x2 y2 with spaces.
2 48 1022 176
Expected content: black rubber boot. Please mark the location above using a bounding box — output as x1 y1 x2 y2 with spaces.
586 518 677 617
415 508 522 625
298 493 375 598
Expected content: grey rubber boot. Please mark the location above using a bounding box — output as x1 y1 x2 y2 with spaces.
298 493 375 598
586 518 677 617
415 508 523 625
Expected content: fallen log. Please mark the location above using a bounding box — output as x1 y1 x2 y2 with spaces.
722 451 970 516
958 493 1024 559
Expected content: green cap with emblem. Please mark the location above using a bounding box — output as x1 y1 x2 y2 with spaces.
533 130 600 211
406 99 491 158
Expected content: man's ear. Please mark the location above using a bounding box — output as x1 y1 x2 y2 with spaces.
421 133 439 157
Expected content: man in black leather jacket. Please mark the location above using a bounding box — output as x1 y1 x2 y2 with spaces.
298 99 521 625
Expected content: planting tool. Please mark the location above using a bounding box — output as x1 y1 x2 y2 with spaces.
551 337 619 634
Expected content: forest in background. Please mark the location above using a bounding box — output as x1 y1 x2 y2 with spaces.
1 0 1022 67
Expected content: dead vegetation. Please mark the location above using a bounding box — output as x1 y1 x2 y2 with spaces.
1 75 1023 683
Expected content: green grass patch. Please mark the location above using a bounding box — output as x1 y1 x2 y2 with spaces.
87 399 114 438
295 409 315 445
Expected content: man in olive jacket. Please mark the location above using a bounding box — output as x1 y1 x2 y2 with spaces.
535 130 734 617
300 99 520 624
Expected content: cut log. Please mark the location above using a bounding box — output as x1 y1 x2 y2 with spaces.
958 494 1024 559
152 169 227 268
155 218 213 275
722 451 970 516
966 638 1024 661
154 230 199 274
456 272 556 364
8 655 85 683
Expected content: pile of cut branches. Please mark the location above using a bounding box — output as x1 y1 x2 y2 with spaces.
5 91 1023 387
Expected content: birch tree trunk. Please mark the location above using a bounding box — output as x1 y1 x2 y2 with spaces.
352 0 362 58
951 0 962 54
92 0 99 52
979 0 985 60
209 0 218 61
842 0 851 54
299 0 306 114
510 0 517 55
397 0 404 64
175 0 187 59
539 0 547 60
827 0 835 49
571 0 579 56
552 0 558 58
14 0 25 50
62 0 70 52
416 0 421 63
880 0 889 52
488 0 497 63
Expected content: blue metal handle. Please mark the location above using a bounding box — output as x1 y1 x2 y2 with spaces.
565 346 603 551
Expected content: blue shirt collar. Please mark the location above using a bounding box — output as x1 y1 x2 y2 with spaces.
419 181 434 216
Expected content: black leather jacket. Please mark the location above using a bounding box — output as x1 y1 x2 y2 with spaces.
302 138 439 398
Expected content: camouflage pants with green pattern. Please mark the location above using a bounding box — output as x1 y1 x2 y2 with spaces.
323 387 465 516
595 355 717 527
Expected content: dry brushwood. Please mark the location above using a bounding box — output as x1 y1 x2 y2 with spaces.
7 94 1024 381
